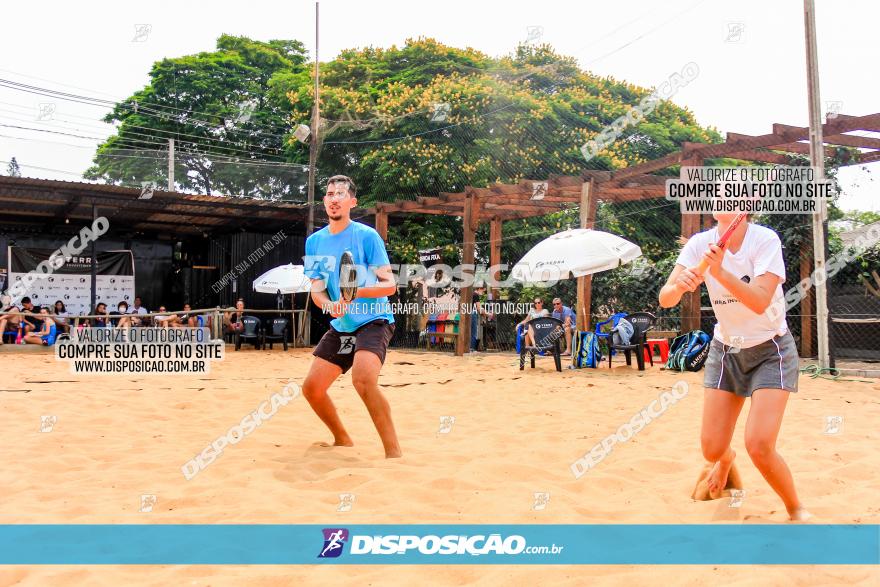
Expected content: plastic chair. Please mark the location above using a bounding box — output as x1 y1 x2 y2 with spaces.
262 317 289 351
607 312 656 371
644 338 670 363
595 312 628 343
519 317 565 372
234 316 262 350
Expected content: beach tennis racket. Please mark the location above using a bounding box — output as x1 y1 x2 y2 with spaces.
339 251 358 302
690 212 747 275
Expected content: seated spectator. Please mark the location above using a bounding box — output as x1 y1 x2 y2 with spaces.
0 303 23 345
24 307 57 346
20 297 41 334
516 297 549 347
173 303 199 328
52 300 71 334
153 306 177 328
109 301 133 329
551 297 577 356
92 303 110 328
129 296 149 326
224 299 246 334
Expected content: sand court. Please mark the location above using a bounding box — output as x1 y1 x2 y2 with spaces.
0 348 878 585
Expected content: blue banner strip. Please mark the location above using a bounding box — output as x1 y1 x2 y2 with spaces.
0 525 876 565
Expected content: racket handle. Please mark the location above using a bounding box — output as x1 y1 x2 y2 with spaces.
690 258 710 275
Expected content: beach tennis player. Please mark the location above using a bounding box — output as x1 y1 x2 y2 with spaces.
301 175 401 458
659 212 810 521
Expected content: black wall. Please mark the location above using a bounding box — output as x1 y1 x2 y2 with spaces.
0 232 172 311
0 229 308 315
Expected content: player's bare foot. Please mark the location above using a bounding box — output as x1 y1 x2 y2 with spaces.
788 506 813 522
385 447 402 459
707 449 736 496
312 438 354 448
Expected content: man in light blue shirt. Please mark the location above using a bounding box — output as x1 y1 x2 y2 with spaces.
301 175 401 458
551 297 576 355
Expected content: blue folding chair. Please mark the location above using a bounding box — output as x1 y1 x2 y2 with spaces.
595 312 628 354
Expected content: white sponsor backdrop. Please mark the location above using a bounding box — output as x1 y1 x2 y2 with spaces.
8 273 135 315
7 248 135 315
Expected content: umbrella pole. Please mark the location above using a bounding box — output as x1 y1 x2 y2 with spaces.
291 293 296 348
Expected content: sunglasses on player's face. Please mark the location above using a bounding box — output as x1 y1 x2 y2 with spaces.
533 300 542 306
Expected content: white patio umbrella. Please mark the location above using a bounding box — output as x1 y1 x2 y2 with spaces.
252 264 312 294
511 228 642 283
253 264 312 345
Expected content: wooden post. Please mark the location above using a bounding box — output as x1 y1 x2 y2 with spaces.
456 192 479 356
375 206 388 242
702 213 713 231
576 179 597 331
489 217 502 301
680 157 703 333
800 248 814 357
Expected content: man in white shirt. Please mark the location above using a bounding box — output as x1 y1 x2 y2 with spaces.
128 296 149 326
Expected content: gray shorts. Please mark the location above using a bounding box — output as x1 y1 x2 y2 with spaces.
703 332 799 397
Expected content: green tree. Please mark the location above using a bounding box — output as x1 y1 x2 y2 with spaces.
286 39 719 205
85 35 309 198
6 157 21 177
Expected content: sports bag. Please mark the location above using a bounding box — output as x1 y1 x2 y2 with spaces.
573 331 603 368
665 330 712 372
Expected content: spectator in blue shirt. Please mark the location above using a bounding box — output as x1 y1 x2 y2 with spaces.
551 298 576 355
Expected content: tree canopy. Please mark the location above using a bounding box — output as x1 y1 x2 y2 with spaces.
85 35 309 197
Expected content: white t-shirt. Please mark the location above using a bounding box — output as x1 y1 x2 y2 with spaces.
676 223 788 348
129 306 148 315
528 308 549 320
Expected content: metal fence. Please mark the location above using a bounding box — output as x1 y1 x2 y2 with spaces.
379 205 880 360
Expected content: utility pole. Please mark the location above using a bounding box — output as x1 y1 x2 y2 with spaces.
168 138 175 191
90 204 97 314
306 1 320 236
803 0 830 367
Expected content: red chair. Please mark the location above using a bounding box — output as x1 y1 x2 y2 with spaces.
644 338 670 364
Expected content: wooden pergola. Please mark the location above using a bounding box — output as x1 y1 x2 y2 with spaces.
365 113 880 356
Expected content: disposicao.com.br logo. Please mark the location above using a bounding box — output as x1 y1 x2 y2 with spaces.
318 529 564 558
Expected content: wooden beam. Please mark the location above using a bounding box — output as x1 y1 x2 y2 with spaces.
724 150 793 164
597 186 667 199
800 249 814 358
457 191 477 356
469 191 482 232
576 179 596 332
483 202 567 213
768 141 842 157
824 133 880 150
725 136 842 158
680 156 703 333
822 113 880 132
374 206 388 241
608 151 684 184
489 217 502 301
615 175 670 187
858 150 880 164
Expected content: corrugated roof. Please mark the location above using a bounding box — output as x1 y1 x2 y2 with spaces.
0 176 322 236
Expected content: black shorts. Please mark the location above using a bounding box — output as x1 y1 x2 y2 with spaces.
313 320 395 374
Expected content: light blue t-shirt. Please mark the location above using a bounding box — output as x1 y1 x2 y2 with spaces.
552 305 576 325
304 221 395 333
